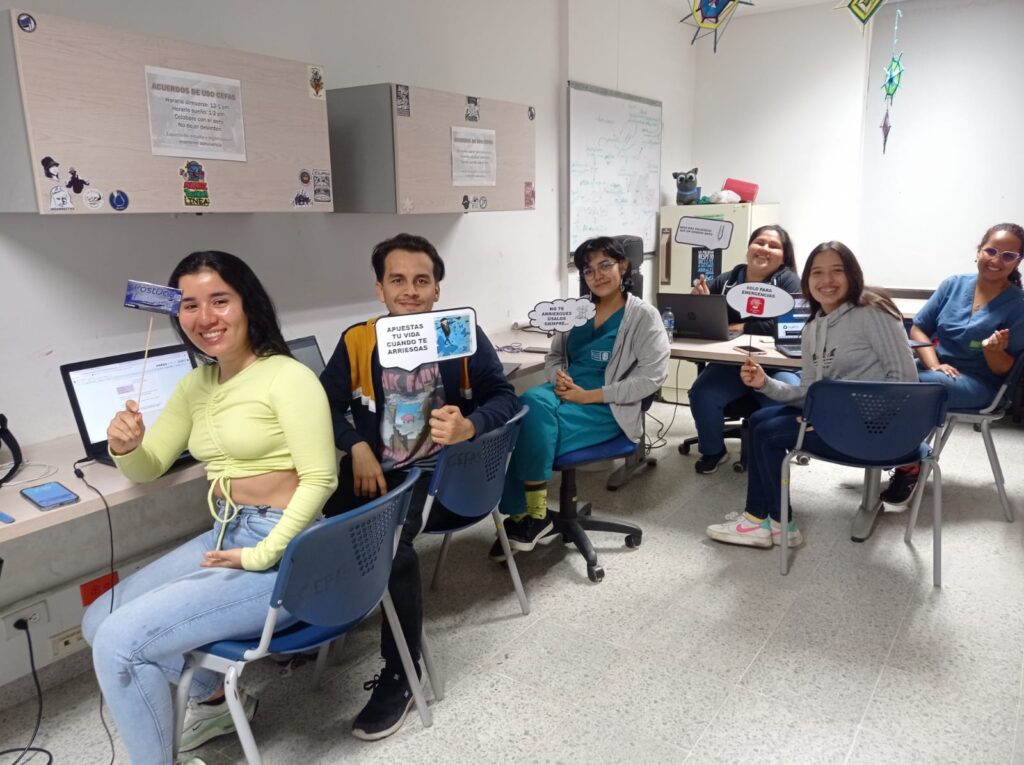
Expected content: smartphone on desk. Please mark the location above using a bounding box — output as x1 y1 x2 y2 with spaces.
733 345 766 355
20 481 80 511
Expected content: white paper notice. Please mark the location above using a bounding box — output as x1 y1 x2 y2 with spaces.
674 216 734 250
145 66 246 161
451 127 496 187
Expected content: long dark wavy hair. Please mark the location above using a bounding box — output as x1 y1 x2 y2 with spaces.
801 241 901 320
168 250 291 362
978 223 1024 289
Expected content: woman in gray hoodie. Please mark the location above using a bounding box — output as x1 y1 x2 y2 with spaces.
706 241 917 549
496 236 670 554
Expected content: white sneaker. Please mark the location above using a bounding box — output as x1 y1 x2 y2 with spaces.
769 518 804 547
179 689 258 752
706 513 772 548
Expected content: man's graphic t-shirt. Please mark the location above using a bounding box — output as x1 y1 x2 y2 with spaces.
380 363 446 471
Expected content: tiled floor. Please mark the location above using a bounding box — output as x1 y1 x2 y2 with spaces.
2 403 1023 764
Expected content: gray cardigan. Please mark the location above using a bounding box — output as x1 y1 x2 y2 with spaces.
760 301 917 408
545 293 670 442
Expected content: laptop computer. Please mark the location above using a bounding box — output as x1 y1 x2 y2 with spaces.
287 336 326 377
61 345 197 466
774 297 811 358
656 293 738 341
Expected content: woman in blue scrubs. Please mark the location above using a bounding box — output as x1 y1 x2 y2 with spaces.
494 236 670 553
882 222 1024 504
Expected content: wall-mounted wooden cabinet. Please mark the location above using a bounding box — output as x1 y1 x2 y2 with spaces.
327 83 536 214
0 9 332 214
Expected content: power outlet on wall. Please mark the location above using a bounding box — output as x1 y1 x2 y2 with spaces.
3 601 50 640
50 626 86 659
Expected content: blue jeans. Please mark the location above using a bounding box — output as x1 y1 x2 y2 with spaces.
689 363 801 456
917 367 996 410
745 406 849 523
82 504 294 765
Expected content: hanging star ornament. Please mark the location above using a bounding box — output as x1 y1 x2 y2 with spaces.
882 52 904 103
680 0 754 53
880 108 892 153
843 0 887 25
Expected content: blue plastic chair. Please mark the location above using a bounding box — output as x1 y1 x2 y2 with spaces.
905 352 1024 531
779 381 947 586
424 407 530 619
171 470 434 765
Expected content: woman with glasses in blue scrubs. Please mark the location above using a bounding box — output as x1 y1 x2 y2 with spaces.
881 222 1024 504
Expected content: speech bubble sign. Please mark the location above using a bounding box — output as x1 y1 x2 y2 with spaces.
725 283 795 319
376 307 477 371
528 298 596 332
674 216 734 250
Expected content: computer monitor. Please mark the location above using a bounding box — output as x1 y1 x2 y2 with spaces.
60 345 196 465
286 336 326 377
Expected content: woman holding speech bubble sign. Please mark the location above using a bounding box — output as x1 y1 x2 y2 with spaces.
705 242 916 549
494 237 669 554
83 251 337 764
688 225 802 474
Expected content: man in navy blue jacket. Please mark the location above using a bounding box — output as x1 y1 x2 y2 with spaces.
320 233 518 741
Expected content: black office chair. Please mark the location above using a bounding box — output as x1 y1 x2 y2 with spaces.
677 363 758 473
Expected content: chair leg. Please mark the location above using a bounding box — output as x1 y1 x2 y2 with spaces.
224 664 261 765
419 626 444 702
381 593 433 728
850 468 883 543
906 422 954 542
430 533 453 591
931 460 942 587
492 509 530 615
172 655 198 758
780 454 794 575
980 420 1014 522
312 643 330 689
605 441 655 490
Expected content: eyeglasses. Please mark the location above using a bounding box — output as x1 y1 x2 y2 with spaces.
581 260 618 279
980 246 1022 264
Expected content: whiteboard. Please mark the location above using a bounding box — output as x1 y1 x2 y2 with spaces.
568 81 662 255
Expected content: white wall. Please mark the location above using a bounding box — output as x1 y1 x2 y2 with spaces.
691 0 1024 287
0 0 565 445
692 2 867 269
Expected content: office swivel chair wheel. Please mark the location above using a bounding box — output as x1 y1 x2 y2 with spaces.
732 462 746 474
625 534 641 548
587 565 605 583
678 442 692 455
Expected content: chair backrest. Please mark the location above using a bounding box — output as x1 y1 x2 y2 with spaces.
979 352 1024 415
803 381 947 463
269 469 420 627
426 407 528 518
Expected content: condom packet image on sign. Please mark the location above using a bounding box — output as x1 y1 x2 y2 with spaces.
124 280 182 316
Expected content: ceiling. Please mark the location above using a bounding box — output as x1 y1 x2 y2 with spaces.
658 0 838 15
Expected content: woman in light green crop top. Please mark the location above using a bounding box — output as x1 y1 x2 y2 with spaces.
81 251 337 765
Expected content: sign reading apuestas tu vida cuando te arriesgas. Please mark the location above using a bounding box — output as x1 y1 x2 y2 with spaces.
375 307 478 371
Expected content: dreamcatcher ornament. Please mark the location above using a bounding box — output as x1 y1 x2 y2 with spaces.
880 10 904 154
839 0 887 26
679 0 754 53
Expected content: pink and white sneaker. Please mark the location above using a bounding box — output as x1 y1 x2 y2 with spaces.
706 512 772 548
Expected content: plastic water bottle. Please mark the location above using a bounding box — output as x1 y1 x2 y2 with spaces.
662 307 675 341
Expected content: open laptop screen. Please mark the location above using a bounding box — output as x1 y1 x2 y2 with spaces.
286 336 326 377
61 345 196 459
775 297 811 342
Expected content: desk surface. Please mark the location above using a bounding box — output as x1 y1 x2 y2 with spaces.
671 333 801 368
0 435 205 544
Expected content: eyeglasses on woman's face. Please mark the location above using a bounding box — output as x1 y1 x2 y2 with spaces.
582 259 618 280
979 246 1022 264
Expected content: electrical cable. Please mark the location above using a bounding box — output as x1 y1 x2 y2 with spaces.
0 462 59 487
494 342 523 353
0 621 54 765
72 459 117 765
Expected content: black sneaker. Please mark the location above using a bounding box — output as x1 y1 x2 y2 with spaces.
694 450 729 474
352 663 421 741
880 468 919 506
505 515 554 552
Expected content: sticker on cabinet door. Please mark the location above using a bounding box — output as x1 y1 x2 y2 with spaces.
308 66 325 100
41 156 61 181
83 189 104 209
465 96 480 122
396 85 411 117
17 13 36 32
49 186 74 212
180 160 210 207
524 182 535 209
65 168 90 195
312 169 331 202
109 190 130 211
292 189 313 207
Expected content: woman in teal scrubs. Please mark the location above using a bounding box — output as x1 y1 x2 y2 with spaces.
495 236 670 553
